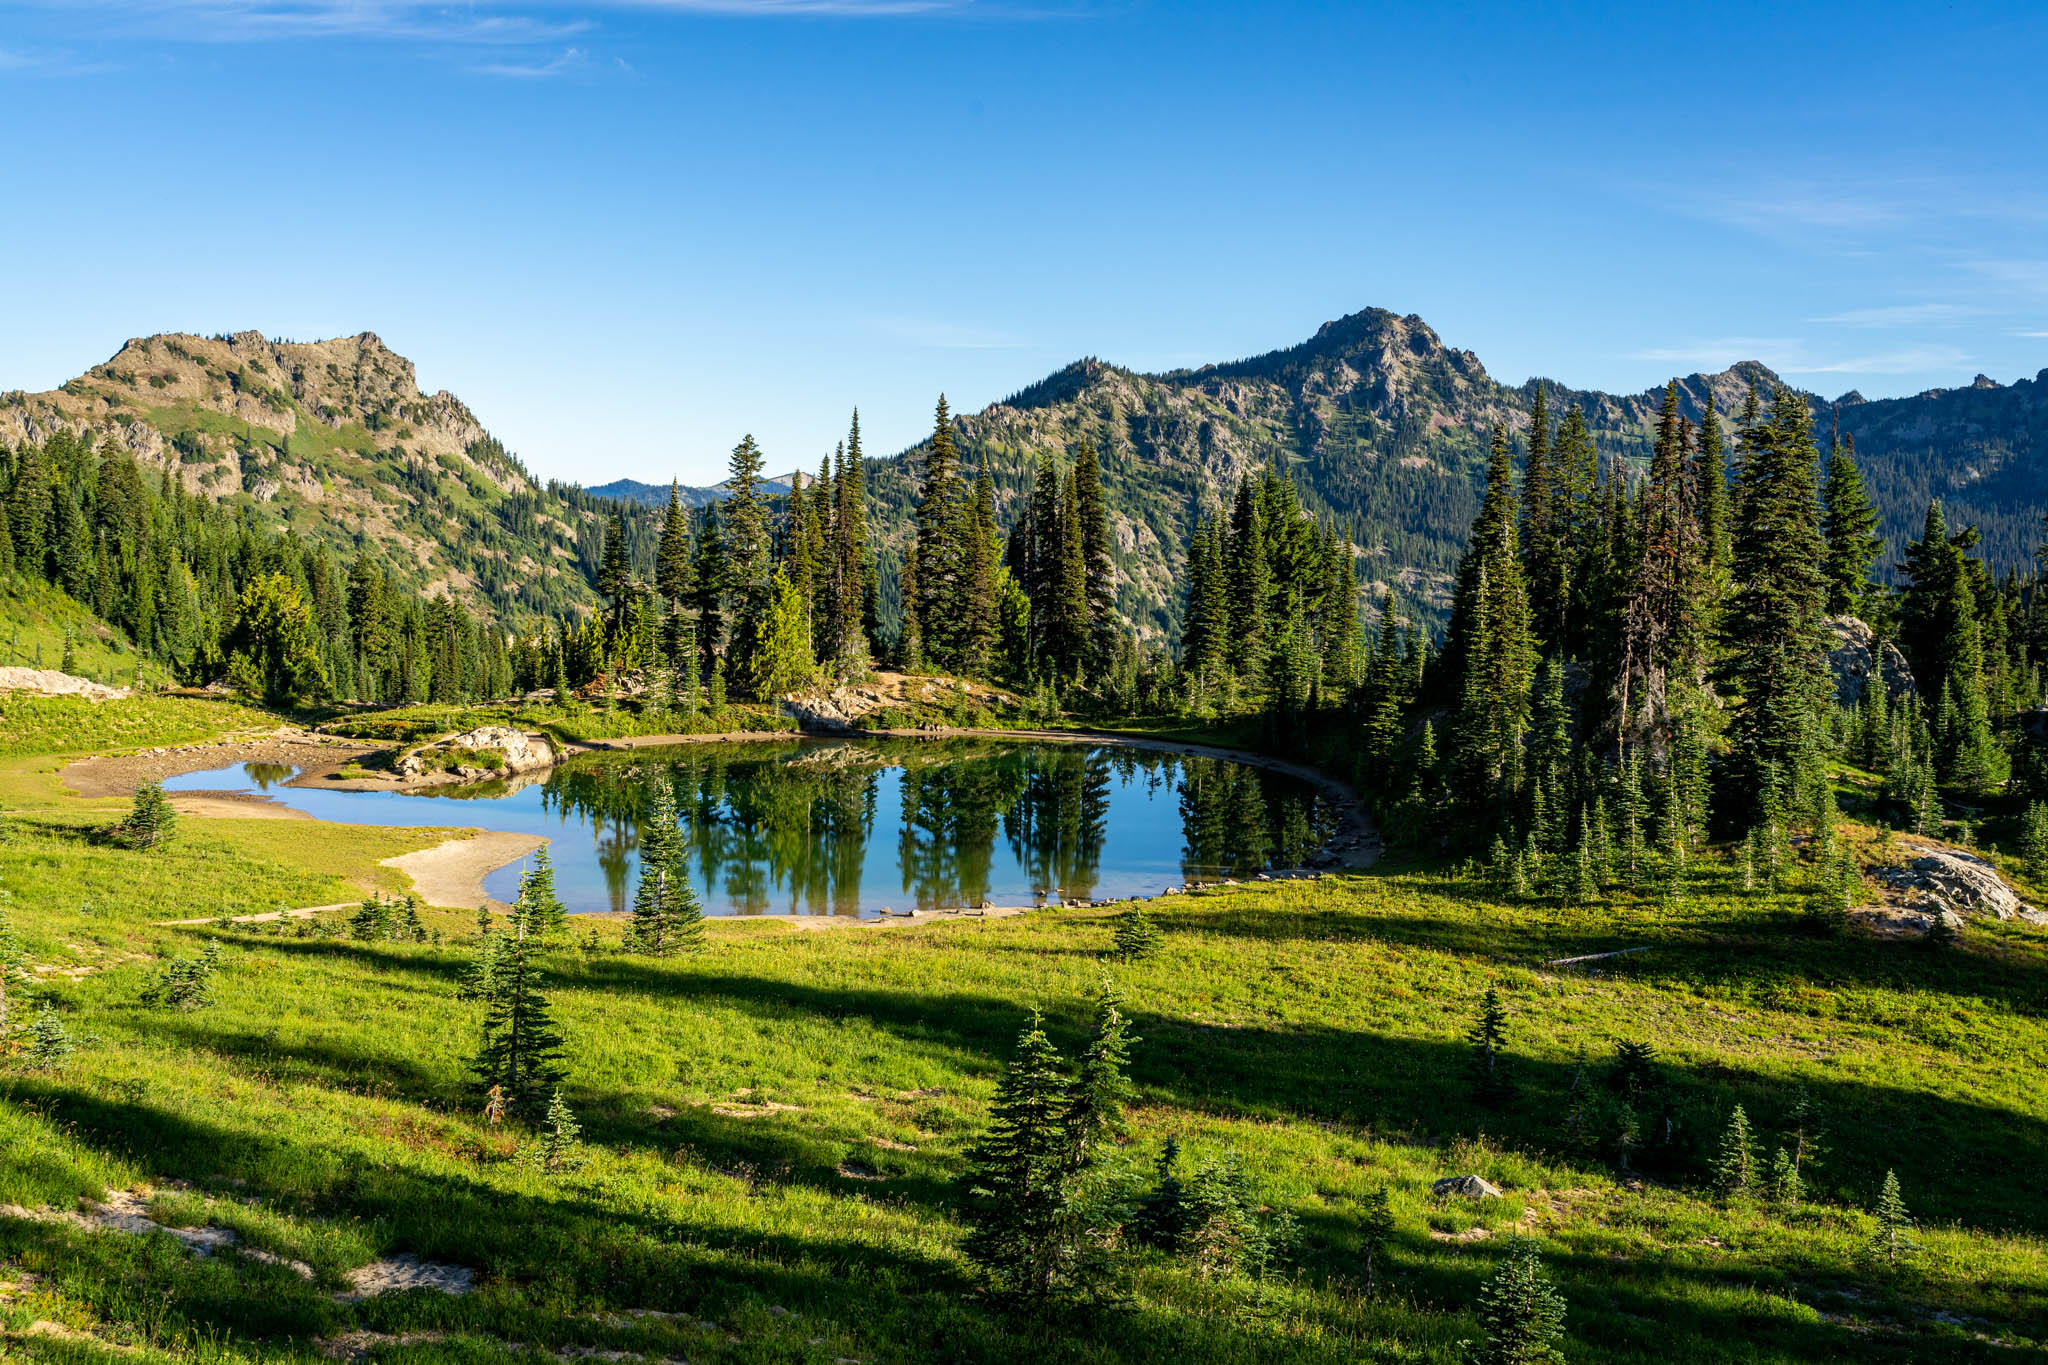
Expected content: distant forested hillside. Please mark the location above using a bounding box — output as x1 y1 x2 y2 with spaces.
862 311 2045 638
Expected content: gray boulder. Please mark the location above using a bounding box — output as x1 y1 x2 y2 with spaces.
1905 848 2021 920
1432 1174 1503 1199
1826 616 1914 706
397 726 553 780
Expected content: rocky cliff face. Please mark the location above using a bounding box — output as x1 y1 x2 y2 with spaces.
0 331 610 618
869 308 2045 640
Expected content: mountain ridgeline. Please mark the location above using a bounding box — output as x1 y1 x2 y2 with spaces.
4 312 2044 649
865 309 2048 637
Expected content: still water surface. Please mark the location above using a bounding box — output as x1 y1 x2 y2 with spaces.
164 739 1337 919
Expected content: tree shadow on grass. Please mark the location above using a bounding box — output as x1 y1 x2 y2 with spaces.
555 957 2048 1239
0 1087 1404 1365
213 922 2048 1237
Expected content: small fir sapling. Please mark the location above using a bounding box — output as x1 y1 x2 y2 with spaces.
1110 902 1161 962
1355 1185 1396 1296
122 780 177 850
1863 1169 1921 1271
1712 1104 1758 1199
1462 1237 1568 1365
1468 987 1513 1106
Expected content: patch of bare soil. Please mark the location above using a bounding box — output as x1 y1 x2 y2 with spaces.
382 830 547 910
337 1253 476 1300
0 1189 314 1279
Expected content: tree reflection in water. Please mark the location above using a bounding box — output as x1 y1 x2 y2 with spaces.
531 739 1335 917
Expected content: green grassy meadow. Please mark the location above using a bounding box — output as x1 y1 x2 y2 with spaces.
1 699 2045 1363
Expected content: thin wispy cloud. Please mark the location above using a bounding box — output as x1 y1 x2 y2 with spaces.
1963 260 2048 295
0 44 121 75
473 45 592 77
1634 337 1971 378
1809 303 1980 328
16 0 983 46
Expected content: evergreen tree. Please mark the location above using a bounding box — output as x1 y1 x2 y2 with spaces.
595 511 632 634
959 461 1001 676
721 435 772 680
1768 1147 1803 1209
1712 1103 1758 1199
748 567 817 700
959 1012 1077 1300
1820 430 1883 616
1451 427 1537 823
1724 389 1829 819
912 397 967 671
1225 477 1271 692
1468 987 1512 1106
654 482 693 609
23 1003 75 1068
1356 1186 1397 1296
1072 438 1116 671
470 930 566 1120
1863 1170 1920 1271
625 780 703 954
517 847 568 938
1181 519 1231 703
1463 1240 1568 1365
122 779 177 850
1063 978 1135 1166
2021 800 2048 881
692 502 729 669
539 1087 584 1175
1111 902 1161 962
1131 1140 1190 1251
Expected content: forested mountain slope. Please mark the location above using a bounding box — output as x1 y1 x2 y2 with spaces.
8 318 2042 644
868 309 2047 637
0 331 642 621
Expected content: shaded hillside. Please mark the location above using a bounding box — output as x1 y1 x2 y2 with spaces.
0 331 642 621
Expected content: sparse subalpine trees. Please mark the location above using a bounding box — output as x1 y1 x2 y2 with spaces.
1111 902 1161 961
1463 1239 1568 1365
470 929 566 1121
1863 1169 1920 1272
625 779 703 954
1468 987 1513 1106
122 780 177 850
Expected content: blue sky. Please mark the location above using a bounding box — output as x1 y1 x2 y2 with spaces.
2 1 2044 485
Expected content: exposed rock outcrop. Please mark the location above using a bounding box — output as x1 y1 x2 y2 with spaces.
0 667 131 701
395 726 553 780
1826 616 1915 706
1862 840 2045 936
1432 1174 1503 1200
